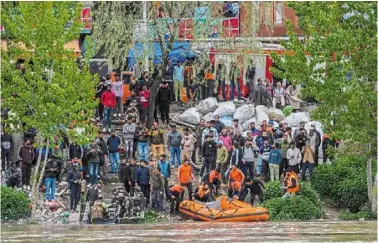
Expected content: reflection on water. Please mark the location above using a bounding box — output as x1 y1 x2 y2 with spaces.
1 221 377 242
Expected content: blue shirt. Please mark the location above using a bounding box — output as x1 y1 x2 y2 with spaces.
173 66 184 82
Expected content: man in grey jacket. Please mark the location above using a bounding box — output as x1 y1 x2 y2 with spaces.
242 141 259 179
168 125 182 169
123 117 136 160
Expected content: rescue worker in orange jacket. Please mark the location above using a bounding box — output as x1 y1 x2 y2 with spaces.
178 159 196 200
283 169 299 198
228 164 245 197
194 182 212 202
229 179 242 199
167 183 184 213
202 167 221 194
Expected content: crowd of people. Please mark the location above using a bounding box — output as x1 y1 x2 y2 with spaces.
1 59 340 217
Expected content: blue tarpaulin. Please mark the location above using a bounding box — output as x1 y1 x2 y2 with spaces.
127 41 196 68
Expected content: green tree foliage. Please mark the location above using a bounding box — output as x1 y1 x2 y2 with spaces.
1 2 97 217
311 156 374 212
1 1 97 143
263 197 323 221
92 2 263 128
271 2 377 147
1 186 31 221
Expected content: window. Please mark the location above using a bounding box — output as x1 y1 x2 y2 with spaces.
275 2 283 25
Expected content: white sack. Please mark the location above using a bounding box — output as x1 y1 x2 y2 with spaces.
233 104 255 124
213 102 236 117
196 97 218 115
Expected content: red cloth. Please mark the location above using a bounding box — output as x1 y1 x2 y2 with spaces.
140 90 150 108
101 91 116 108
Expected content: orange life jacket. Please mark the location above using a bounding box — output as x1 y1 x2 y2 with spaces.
286 172 299 193
197 185 210 198
231 181 242 192
209 170 220 183
170 184 184 193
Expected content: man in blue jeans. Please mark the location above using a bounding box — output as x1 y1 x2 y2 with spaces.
44 158 58 203
168 125 182 169
106 131 122 173
101 84 116 132
136 122 149 162
87 141 102 185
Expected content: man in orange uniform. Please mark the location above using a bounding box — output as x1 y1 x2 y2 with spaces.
229 179 242 199
194 182 212 202
283 169 299 198
228 164 245 197
178 159 196 200
202 168 221 194
167 183 184 213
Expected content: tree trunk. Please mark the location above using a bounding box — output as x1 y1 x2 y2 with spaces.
366 143 373 204
372 173 377 215
30 139 50 219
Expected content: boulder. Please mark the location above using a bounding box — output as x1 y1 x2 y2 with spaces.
268 108 286 122
196 97 218 115
242 117 257 131
213 102 236 117
203 112 214 122
220 116 234 127
255 105 270 125
284 112 310 127
233 104 255 124
177 108 202 125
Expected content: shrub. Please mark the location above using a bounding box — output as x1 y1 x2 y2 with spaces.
282 106 293 117
264 181 282 200
1 186 31 220
262 197 323 221
339 208 376 220
311 155 372 212
297 182 321 207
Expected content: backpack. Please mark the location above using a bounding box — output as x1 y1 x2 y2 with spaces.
91 200 104 219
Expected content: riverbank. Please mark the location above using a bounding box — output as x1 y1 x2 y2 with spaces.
2 221 377 243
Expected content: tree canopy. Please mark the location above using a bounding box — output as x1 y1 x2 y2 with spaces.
1 1 97 144
271 1 377 151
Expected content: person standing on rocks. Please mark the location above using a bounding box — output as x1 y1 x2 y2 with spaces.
106 131 122 173
178 158 196 201
44 156 58 203
268 143 282 181
229 61 242 101
136 160 150 206
216 59 228 101
111 73 124 118
253 78 269 106
127 159 138 196
67 162 82 212
150 166 165 212
200 135 217 178
18 139 35 189
181 128 197 163
173 61 184 103
87 140 102 185
286 141 301 174
164 59 174 101
122 116 136 160
216 140 228 184
101 84 117 133
241 140 259 179
139 85 150 124
272 82 285 109
246 60 256 102
95 77 107 121
96 133 108 177
156 81 172 125
213 116 225 134
136 122 149 162
51 143 63 182
148 122 165 160
195 119 206 164
1 129 13 172
201 121 218 146
168 125 182 169
157 154 171 196
119 159 131 193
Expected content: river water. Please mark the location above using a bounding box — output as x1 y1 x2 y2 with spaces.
1 221 377 242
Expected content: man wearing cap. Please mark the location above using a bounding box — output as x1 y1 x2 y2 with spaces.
101 84 116 133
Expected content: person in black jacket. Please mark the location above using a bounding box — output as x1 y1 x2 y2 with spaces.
119 159 130 193
230 143 244 167
67 162 82 212
157 81 171 125
87 141 102 185
69 142 83 161
45 159 58 202
86 181 103 206
95 77 107 121
238 178 264 205
246 60 256 101
127 159 138 196
96 133 107 176
200 135 217 177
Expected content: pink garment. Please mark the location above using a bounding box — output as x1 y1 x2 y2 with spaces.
219 135 232 151
140 90 150 109
181 134 197 152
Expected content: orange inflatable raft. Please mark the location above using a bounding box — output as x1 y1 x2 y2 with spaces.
179 196 269 222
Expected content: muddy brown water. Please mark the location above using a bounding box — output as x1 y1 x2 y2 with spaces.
1 221 377 242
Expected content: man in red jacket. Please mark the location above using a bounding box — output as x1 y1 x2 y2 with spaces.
101 84 116 132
